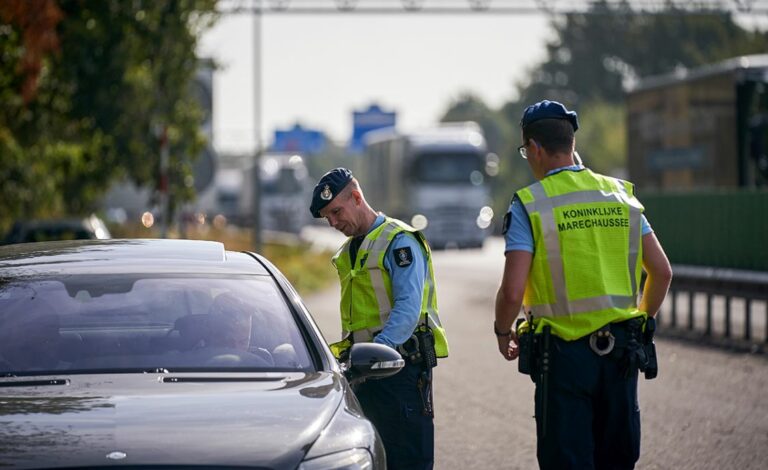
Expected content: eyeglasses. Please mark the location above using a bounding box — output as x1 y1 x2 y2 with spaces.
518 139 537 159
517 144 528 159
517 139 536 160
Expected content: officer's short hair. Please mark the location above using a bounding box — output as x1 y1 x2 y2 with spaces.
523 118 575 155
520 99 577 155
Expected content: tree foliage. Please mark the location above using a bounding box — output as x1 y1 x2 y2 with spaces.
574 100 626 177
517 1 768 107
0 0 217 233
441 2 768 216
440 93 533 224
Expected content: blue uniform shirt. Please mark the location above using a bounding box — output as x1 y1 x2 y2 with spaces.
363 215 427 349
504 165 653 253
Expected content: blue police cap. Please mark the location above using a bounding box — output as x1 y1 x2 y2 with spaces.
520 100 579 132
310 167 353 218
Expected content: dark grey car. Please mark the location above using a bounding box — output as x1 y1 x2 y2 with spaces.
1 214 112 245
0 239 403 469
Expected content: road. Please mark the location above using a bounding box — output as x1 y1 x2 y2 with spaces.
303 236 768 469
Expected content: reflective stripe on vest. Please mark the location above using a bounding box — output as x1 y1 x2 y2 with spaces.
515 170 646 341
340 221 402 340
333 218 448 357
364 223 445 341
522 178 643 318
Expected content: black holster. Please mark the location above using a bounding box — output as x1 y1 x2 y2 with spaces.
519 323 552 438
516 319 551 387
641 317 658 379
400 327 436 417
399 326 438 369
620 317 658 380
516 317 535 377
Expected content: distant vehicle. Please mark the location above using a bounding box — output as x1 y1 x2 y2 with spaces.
0 238 403 468
259 153 313 233
209 152 312 233
1 214 111 245
362 122 496 248
626 54 768 189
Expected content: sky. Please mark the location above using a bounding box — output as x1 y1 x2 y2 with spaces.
197 12 552 153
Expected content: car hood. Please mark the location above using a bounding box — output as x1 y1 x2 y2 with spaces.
0 371 348 468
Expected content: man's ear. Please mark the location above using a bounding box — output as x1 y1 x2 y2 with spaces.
351 188 363 206
531 140 543 160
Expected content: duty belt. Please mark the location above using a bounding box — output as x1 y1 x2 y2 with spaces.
589 325 616 356
397 334 421 362
586 318 644 357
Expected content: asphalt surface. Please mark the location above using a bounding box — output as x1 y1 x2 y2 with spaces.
303 236 768 469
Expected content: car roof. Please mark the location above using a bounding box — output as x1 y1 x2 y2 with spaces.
0 239 270 276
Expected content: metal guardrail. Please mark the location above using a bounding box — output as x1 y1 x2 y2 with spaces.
656 265 768 353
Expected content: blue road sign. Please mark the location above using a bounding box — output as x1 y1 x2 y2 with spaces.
273 123 326 155
349 104 396 153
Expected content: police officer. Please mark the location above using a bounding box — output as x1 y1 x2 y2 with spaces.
310 168 449 470
494 100 673 470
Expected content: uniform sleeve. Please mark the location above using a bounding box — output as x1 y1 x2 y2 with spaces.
641 213 652 236
504 195 534 254
374 232 427 349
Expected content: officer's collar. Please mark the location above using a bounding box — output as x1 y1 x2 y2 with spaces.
362 214 386 238
545 164 585 177
370 214 386 232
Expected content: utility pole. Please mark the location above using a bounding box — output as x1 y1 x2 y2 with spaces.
252 0 263 252
159 125 170 238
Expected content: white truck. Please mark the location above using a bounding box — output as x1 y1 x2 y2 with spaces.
256 153 312 233
362 122 495 249
209 152 312 233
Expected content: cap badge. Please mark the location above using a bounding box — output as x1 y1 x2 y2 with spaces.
320 184 333 200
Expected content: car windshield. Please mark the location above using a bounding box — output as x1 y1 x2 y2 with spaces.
0 275 314 375
261 168 304 195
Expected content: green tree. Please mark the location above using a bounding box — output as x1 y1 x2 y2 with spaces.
517 1 768 107
441 3 768 219
575 100 626 176
439 93 532 226
506 2 768 179
0 0 217 233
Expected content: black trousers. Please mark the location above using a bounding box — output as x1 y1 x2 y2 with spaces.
535 332 641 470
355 361 434 470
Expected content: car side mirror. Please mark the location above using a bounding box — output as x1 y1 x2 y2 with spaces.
345 343 404 385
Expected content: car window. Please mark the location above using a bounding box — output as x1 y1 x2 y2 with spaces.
24 227 93 243
0 275 314 375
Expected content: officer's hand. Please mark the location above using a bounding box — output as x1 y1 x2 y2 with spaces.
497 331 519 361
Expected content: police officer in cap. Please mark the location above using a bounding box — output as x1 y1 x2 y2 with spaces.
494 100 673 469
310 168 449 470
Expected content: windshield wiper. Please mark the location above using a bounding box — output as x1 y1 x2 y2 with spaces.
162 376 284 383
0 378 69 388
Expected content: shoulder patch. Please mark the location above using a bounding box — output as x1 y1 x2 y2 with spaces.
394 246 413 267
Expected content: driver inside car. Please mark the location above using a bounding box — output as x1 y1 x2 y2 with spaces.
0 309 68 372
207 293 253 351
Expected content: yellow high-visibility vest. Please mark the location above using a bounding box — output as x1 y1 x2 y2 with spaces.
330 217 448 358
516 168 646 340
